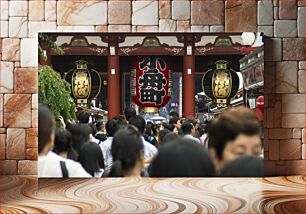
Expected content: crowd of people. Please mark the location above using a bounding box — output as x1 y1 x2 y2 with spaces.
38 104 264 178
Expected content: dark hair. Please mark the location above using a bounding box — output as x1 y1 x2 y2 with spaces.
77 111 90 123
163 122 175 132
208 107 262 160
149 139 215 177
185 118 198 126
146 122 157 136
197 122 206 137
162 132 180 145
65 121 75 131
96 121 105 131
109 126 144 177
113 115 126 121
169 111 179 118
54 128 78 160
88 123 97 136
78 142 105 177
106 117 127 137
169 116 180 125
69 123 92 154
124 107 136 121
128 115 146 134
220 156 264 177
54 128 72 154
38 105 55 154
144 124 158 146
181 122 193 135
158 129 171 144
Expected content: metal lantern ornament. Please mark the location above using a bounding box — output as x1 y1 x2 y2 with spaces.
65 60 101 108
130 57 173 113
203 60 239 107
72 60 91 107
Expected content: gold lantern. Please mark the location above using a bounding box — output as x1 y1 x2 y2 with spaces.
203 60 239 107
72 60 91 107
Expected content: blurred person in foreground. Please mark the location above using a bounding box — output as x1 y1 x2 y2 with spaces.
38 105 90 178
220 156 264 177
207 107 262 174
149 138 215 177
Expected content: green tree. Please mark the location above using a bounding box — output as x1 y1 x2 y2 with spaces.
38 33 64 61
39 65 76 124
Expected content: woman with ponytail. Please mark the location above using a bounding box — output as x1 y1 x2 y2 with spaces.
109 125 145 177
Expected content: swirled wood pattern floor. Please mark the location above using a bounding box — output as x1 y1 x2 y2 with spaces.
0 176 305 213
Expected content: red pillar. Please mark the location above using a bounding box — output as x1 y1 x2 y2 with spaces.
183 54 195 118
108 55 121 119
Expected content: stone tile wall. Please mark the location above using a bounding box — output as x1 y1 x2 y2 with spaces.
0 0 305 175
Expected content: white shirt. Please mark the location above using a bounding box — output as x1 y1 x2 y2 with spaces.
99 137 113 174
200 134 208 149
141 137 158 159
90 135 101 144
38 151 91 178
183 134 201 144
94 169 104 178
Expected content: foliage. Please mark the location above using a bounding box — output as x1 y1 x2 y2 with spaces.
39 65 76 123
38 33 65 61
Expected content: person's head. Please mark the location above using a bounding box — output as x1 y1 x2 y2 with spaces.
89 123 98 137
145 123 153 136
53 128 72 155
159 132 180 147
109 126 144 177
105 117 127 137
77 111 90 123
96 121 105 132
38 105 56 155
186 117 198 128
169 111 179 119
148 122 158 136
113 115 126 121
197 122 206 137
149 139 215 177
158 129 171 144
69 123 92 154
220 156 264 177
124 107 136 121
169 116 181 129
128 115 146 134
181 121 195 135
78 142 105 177
65 121 76 131
208 107 262 171
163 122 175 132
205 119 212 134
163 132 180 144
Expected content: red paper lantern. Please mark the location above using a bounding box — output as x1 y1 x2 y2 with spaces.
130 57 172 108
257 95 264 111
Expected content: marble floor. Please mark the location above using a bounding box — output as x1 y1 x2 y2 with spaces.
0 176 305 213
